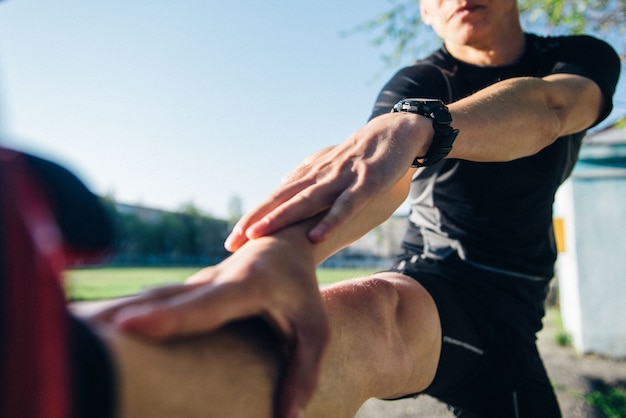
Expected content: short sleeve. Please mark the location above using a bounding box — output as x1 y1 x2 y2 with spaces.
368 62 452 120
550 35 621 126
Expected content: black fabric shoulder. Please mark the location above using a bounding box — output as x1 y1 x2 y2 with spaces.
369 49 452 120
529 34 621 125
534 34 621 97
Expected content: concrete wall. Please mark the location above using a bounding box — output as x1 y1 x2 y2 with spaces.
555 130 626 359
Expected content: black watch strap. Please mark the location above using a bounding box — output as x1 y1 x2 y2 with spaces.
391 98 459 167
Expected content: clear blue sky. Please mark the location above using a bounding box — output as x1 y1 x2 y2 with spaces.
0 0 403 218
1 1 624 218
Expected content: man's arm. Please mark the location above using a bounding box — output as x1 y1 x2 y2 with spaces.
447 74 604 162
228 73 606 248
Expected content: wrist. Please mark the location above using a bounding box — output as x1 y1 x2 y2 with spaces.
391 98 459 167
393 112 435 164
265 223 318 264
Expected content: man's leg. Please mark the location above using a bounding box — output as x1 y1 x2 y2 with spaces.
306 273 441 417
99 318 284 418
94 272 442 418
449 345 561 418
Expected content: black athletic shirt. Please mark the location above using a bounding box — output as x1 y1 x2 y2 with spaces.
370 34 621 279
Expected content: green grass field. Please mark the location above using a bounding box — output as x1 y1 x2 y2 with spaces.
64 266 377 301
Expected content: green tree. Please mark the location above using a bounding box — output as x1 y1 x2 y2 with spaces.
355 0 626 66
227 194 244 225
519 0 626 34
104 202 230 266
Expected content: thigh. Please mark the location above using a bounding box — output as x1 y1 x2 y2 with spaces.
387 257 559 417
101 318 282 418
514 357 562 418
402 271 490 401
449 345 561 418
419 277 558 417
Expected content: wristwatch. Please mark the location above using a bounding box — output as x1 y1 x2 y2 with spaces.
391 98 459 167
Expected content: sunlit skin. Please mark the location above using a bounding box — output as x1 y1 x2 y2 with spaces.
420 0 525 66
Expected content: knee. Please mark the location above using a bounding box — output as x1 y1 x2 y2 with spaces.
323 276 401 329
322 275 415 366
322 274 441 395
323 274 436 335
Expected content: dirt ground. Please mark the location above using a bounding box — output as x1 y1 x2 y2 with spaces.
355 312 626 417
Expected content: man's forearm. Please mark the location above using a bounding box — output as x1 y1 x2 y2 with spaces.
446 75 604 162
272 168 413 265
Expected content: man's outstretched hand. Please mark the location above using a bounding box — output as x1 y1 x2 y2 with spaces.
224 112 430 252
95 235 330 418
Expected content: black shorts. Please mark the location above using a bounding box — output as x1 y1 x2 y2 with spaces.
386 252 562 418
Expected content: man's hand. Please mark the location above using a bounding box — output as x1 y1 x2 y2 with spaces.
224 112 431 252
96 235 330 418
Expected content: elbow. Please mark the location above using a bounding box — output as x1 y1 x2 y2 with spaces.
543 73 605 137
515 95 569 160
537 107 563 153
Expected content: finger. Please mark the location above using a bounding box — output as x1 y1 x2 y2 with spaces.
282 164 310 185
92 283 196 323
225 196 286 251
225 181 313 251
184 266 217 284
111 281 267 339
282 146 338 184
223 223 246 253
224 213 262 252
246 179 351 240
307 187 361 243
245 195 326 240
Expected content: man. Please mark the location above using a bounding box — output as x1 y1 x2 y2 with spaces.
86 0 623 417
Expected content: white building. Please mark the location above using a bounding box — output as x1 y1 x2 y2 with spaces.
555 122 626 359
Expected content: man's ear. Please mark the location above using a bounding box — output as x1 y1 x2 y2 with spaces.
420 1 432 26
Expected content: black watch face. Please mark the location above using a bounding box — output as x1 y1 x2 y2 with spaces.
395 99 446 117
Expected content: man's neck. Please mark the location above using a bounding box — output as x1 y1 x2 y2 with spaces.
445 31 526 67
